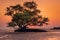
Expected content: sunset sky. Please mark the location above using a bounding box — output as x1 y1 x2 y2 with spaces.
0 0 60 29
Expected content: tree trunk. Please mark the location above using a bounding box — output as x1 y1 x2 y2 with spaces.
19 25 27 30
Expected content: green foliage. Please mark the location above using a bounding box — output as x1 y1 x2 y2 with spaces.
5 1 49 29
7 22 17 27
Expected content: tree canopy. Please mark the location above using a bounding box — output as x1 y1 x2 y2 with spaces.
5 1 49 29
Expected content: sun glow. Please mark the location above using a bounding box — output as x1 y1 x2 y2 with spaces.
0 0 60 28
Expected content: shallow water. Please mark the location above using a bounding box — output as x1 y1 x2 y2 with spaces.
0 32 60 40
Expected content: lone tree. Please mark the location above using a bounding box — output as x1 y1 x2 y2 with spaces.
5 1 49 30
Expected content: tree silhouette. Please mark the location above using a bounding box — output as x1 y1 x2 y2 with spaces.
5 1 49 29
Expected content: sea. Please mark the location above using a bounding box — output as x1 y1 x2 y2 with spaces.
0 30 60 40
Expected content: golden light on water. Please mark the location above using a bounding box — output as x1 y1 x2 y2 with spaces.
44 37 60 40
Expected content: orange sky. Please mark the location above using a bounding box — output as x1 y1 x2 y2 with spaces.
0 0 60 28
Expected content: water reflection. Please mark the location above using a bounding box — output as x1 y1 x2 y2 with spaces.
0 32 60 40
44 36 60 40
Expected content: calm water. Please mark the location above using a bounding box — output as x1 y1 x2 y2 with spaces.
0 32 60 40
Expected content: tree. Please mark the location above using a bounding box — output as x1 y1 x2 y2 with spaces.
5 1 49 29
